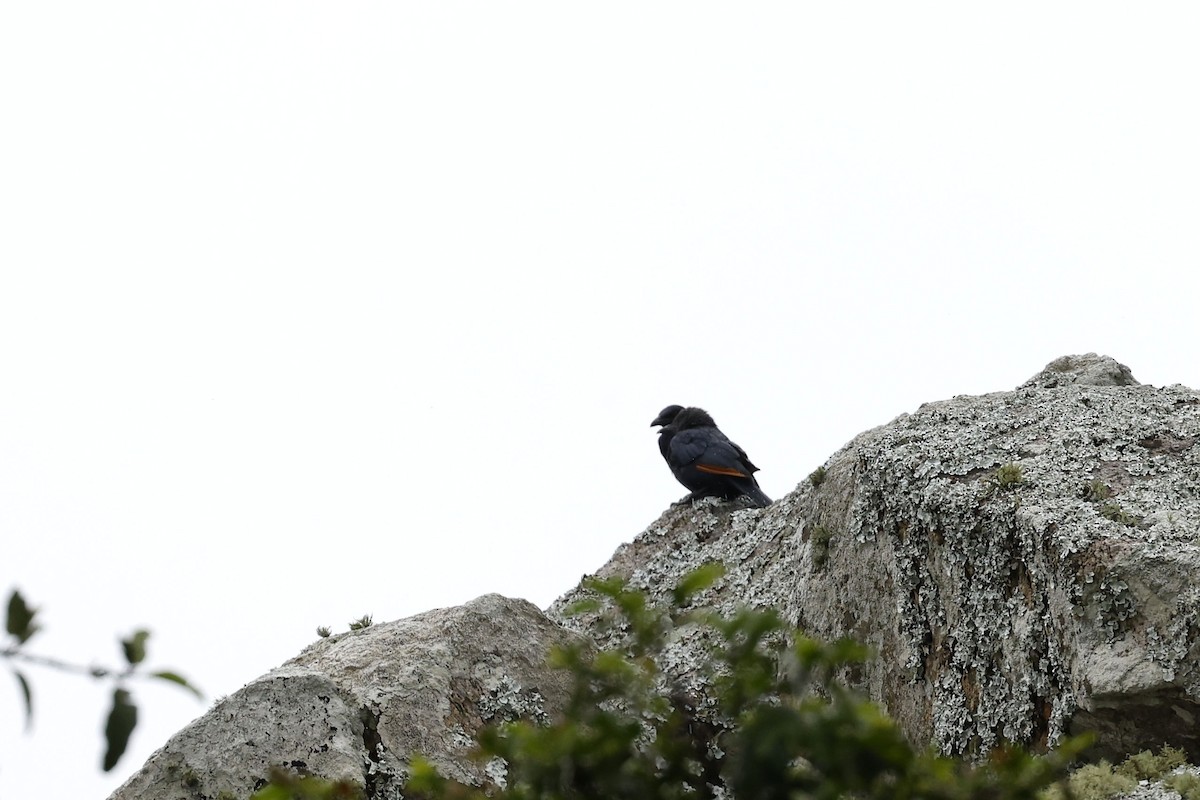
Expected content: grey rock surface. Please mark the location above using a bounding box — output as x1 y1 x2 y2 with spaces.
1019 352 1139 389
111 353 1200 798
552 354 1200 761
109 594 585 800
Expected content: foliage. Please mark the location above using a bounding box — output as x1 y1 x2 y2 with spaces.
348 614 374 631
1098 502 1140 528
1041 748 1200 800
314 615 373 638
1114 745 1187 781
251 767 364 800
397 563 1086 800
1037 760 1132 800
1080 480 1111 502
1166 771 1200 800
992 464 1025 491
1035 745 1191 800
3 587 201 772
808 526 835 569
808 467 827 488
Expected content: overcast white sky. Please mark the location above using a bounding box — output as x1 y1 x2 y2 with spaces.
2 4 1199 798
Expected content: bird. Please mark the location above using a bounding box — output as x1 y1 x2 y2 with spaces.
650 405 772 508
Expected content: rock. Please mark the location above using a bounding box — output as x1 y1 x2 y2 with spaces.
111 353 1200 798
1020 353 1139 389
553 353 1200 761
108 595 585 800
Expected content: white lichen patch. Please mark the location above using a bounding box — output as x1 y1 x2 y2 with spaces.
476 672 549 726
483 757 508 789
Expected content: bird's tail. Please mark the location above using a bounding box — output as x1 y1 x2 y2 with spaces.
742 482 772 508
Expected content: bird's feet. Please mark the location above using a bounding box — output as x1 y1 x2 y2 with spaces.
670 492 702 507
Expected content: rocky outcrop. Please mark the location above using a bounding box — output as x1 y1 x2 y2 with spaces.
553 353 1200 761
110 354 1200 798
108 595 586 800
1019 352 1140 389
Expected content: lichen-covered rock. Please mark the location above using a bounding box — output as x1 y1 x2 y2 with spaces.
111 354 1200 798
552 354 1200 762
1019 352 1139 389
108 595 585 800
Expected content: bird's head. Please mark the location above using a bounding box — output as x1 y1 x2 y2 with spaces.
671 407 717 429
651 404 685 428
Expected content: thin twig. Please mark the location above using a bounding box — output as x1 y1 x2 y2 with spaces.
1 646 125 679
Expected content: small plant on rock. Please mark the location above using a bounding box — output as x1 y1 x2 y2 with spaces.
808 466 827 487
1038 760 1134 800
1167 772 1200 800
1116 745 1188 780
348 614 373 631
809 525 835 568
1099 502 1140 528
993 463 1025 490
1040 746 1192 800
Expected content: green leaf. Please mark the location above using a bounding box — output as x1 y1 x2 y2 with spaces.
671 562 726 607
6 590 39 644
251 767 366 800
404 756 447 794
248 787 290 800
102 688 138 771
121 629 150 666
581 575 627 599
149 670 203 699
562 597 602 617
12 668 33 730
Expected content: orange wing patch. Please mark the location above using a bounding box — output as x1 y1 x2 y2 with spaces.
696 464 748 478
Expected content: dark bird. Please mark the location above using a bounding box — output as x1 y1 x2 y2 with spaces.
651 405 772 508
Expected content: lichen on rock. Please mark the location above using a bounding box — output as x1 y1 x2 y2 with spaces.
110 354 1200 799
554 353 1200 762
108 595 585 800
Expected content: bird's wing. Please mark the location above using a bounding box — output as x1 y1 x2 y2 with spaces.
729 438 760 474
707 428 760 474
656 428 674 460
669 428 753 478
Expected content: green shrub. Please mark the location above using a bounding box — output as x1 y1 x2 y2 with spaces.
1116 746 1188 780
808 466 827 488
1099 502 1140 527
1166 771 1200 800
1038 747 1193 800
402 564 1084 800
252 767 363 799
1038 761 1133 800
993 463 1025 490
809 525 835 568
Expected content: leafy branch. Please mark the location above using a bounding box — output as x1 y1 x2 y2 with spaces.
402 563 1088 800
4 588 202 772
